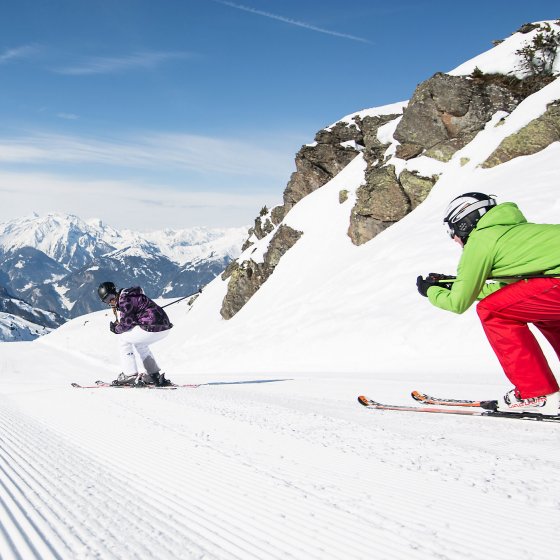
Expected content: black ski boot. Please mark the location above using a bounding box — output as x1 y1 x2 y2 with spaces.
149 372 172 387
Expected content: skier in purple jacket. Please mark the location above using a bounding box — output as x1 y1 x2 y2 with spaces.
98 281 173 386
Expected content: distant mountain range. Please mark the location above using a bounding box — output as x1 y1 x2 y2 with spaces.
0 213 247 339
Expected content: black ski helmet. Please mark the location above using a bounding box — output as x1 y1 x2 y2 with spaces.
443 192 497 242
98 281 118 303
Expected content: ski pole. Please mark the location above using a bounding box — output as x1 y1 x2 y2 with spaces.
161 288 202 309
434 273 560 284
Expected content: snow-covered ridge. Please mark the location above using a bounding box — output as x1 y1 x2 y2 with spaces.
450 20 560 77
326 100 408 130
0 312 51 341
0 212 248 267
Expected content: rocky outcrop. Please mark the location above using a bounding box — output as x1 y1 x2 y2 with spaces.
285 134 357 205
241 208 275 251
240 112 401 249
347 166 437 246
482 101 560 168
347 68 558 245
271 113 401 227
227 112 406 317
241 122 367 250
348 166 409 245
399 170 438 210
345 70 554 246
394 72 527 162
220 225 303 319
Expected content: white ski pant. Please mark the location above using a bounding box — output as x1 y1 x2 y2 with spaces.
118 327 170 376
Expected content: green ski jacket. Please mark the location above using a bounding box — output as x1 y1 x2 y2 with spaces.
428 202 560 314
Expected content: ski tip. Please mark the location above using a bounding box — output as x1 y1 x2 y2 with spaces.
70 383 80 388
410 390 426 403
357 395 370 407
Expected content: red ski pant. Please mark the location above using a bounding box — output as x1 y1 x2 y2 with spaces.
476 278 560 398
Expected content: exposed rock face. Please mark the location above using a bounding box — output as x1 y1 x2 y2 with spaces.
220 225 303 319
241 113 401 248
347 162 437 245
345 71 554 246
348 165 422 245
283 123 362 212
242 122 367 250
241 209 275 251
399 170 438 210
395 143 423 160
227 113 406 318
394 72 526 162
281 146 341 211
482 101 560 168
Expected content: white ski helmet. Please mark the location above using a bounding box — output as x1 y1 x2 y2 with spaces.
443 192 497 241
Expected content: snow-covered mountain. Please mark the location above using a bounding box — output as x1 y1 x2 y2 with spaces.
0 213 247 333
0 285 64 340
1 21 560 560
0 213 245 268
0 312 52 341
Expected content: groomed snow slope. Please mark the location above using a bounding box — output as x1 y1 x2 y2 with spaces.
2 23 560 560
2 336 560 560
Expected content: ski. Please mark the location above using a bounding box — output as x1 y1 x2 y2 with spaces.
97 379 200 388
411 390 494 408
357 395 560 422
71 382 177 390
71 380 200 390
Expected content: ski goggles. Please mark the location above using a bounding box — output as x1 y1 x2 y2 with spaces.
444 222 455 239
102 293 117 304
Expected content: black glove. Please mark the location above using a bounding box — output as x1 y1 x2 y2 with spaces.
417 273 455 297
109 321 118 333
417 275 438 297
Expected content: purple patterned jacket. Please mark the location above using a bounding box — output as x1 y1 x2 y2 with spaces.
114 287 173 334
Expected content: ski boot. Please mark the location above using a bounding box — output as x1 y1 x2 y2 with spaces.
147 372 172 387
497 389 560 414
112 373 145 387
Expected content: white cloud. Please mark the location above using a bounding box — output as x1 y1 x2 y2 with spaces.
0 45 38 64
212 0 372 44
55 50 193 75
0 130 292 178
56 113 80 120
0 170 269 229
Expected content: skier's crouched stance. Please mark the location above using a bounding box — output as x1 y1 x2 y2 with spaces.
417 193 560 415
98 281 173 387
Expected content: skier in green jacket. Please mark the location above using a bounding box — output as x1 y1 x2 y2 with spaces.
417 192 560 415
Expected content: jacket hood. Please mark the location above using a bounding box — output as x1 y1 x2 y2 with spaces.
476 202 527 230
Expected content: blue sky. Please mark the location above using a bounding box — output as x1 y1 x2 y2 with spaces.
0 0 557 230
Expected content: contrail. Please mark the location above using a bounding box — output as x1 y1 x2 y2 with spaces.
212 0 372 44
